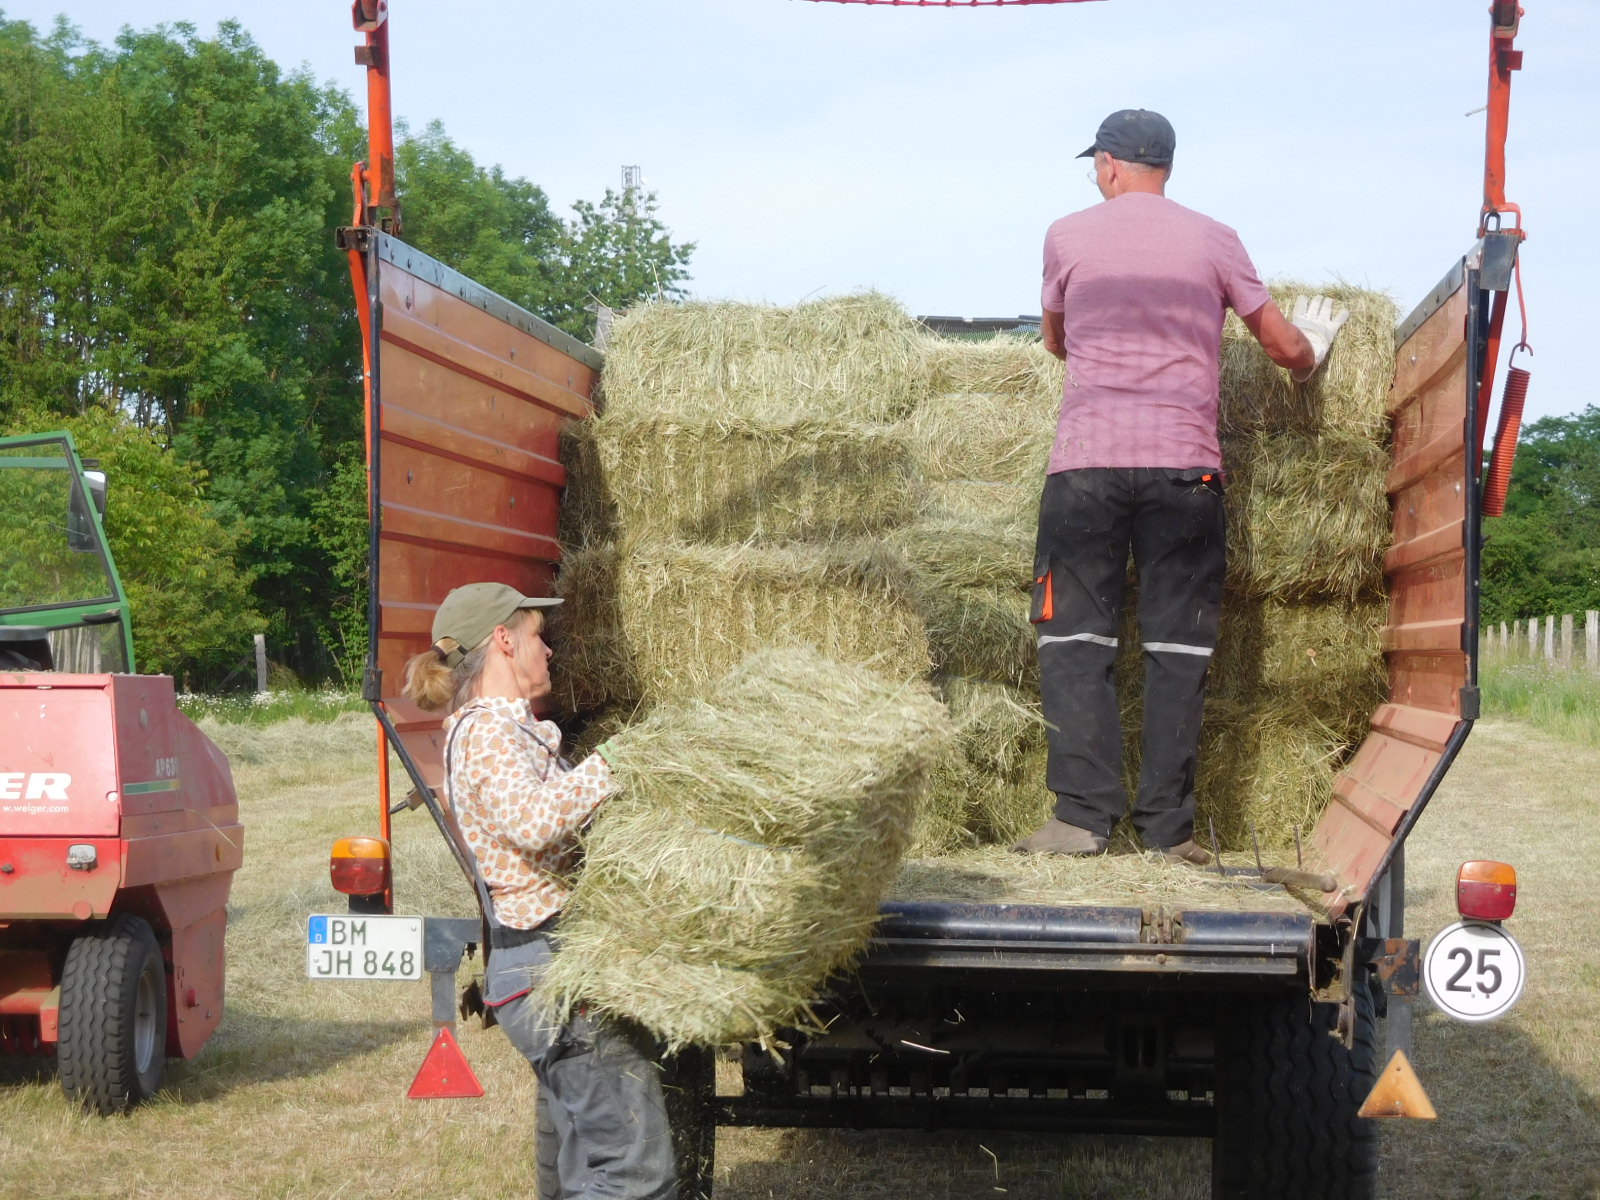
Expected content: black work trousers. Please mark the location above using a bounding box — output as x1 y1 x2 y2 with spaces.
1032 467 1225 849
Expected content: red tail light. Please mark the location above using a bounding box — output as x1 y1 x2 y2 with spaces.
330 836 391 896
1457 860 1517 921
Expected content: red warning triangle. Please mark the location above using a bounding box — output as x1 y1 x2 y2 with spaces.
408 1027 485 1100
1358 1049 1437 1119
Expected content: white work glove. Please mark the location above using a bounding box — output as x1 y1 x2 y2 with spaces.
1289 294 1351 383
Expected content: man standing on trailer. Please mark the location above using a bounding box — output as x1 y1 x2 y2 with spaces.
1014 108 1349 864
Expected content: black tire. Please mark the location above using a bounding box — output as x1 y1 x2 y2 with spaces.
57 914 168 1115
1212 976 1380 1200
662 1046 716 1200
534 1089 561 1200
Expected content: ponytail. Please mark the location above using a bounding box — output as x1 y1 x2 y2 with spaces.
400 608 544 713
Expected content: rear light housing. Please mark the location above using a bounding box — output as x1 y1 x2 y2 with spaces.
1457 860 1517 921
330 835 391 897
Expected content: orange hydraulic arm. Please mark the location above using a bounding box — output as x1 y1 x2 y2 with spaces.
1476 1 1533 518
351 0 399 233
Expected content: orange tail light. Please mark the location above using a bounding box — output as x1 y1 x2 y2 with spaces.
330 836 391 896
1457 860 1517 921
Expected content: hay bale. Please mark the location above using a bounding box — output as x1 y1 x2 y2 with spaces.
921 334 1064 403
538 650 955 1048
599 293 932 423
1219 283 1398 440
1110 598 1386 850
560 415 919 549
924 480 1039 530
914 678 1050 855
900 387 1056 489
551 540 932 712
1222 431 1391 602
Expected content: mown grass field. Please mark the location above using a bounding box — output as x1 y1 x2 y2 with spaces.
2 680 1598 1199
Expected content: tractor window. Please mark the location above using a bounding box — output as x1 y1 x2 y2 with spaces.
0 439 118 613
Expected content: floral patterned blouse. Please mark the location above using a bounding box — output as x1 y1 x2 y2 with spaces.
442 696 618 929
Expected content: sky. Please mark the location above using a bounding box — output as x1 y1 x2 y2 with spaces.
4 0 1596 426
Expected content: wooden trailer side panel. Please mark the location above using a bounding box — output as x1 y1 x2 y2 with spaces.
1310 272 1477 911
353 232 602 791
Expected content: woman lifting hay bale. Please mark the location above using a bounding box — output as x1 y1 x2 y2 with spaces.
401 582 675 1199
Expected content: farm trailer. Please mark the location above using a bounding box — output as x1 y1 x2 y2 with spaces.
0 431 244 1113
316 3 1533 1197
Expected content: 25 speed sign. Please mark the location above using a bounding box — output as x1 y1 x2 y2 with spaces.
1422 920 1527 1022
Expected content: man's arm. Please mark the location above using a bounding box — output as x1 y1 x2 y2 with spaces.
1042 308 1066 362
1240 295 1351 383
1238 300 1315 373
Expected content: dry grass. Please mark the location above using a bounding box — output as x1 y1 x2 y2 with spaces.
1 714 1593 1198
550 540 933 712
559 416 920 549
599 293 932 423
539 652 954 1049
1219 283 1399 441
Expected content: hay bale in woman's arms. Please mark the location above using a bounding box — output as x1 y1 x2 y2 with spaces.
538 650 955 1049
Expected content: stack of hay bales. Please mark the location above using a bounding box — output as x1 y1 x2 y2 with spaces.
558 283 1395 860
541 651 953 1049
554 292 935 715
889 286 1393 853
889 337 1062 852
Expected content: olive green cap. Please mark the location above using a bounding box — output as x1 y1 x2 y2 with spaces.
431 582 561 659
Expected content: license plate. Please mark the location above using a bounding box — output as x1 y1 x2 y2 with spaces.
306 914 423 981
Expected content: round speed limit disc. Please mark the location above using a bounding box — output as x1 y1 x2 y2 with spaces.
1422 920 1527 1023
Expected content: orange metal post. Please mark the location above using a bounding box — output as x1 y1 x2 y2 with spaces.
352 0 397 225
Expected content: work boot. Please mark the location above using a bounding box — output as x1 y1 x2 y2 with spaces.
1012 819 1108 856
1159 838 1212 867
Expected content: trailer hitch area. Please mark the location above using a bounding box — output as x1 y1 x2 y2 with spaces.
1361 936 1422 998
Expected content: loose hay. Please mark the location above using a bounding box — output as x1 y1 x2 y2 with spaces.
891 846 1315 915
560 416 920 549
539 650 955 1048
551 540 932 712
599 293 933 422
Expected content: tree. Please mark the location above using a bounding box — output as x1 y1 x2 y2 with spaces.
1482 406 1600 623
3 403 264 680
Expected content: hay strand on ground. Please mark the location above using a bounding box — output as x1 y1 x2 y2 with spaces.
539 650 955 1048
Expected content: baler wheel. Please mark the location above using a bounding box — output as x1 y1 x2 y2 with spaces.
57 914 168 1114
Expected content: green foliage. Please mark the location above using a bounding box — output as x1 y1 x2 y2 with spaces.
1483 406 1600 623
0 16 694 683
2 404 263 677
397 125 694 342
308 452 369 685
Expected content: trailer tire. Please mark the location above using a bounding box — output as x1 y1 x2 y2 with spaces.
663 1045 716 1199
57 914 168 1115
534 1090 561 1200
1212 975 1379 1200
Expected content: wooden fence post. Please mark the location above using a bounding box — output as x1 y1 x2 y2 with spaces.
254 633 269 694
1527 617 1538 656
1562 614 1575 667
1501 621 1510 654
1588 611 1599 670
1543 615 1556 662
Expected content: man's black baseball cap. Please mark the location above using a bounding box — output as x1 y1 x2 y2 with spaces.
1077 109 1176 166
